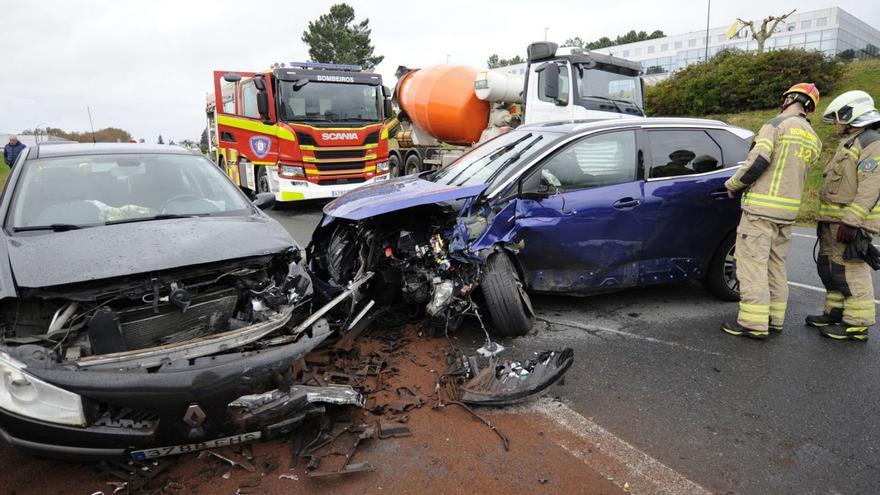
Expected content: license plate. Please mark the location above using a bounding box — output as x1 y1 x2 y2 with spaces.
130 431 261 460
331 190 343 197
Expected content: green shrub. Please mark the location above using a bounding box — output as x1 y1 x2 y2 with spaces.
646 49 844 116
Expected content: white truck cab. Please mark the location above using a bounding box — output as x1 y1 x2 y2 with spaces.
522 42 645 124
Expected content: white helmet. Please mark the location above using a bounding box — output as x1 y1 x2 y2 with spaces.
821 90 880 128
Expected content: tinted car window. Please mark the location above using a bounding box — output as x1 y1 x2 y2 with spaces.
524 130 637 193
707 129 750 166
647 130 723 179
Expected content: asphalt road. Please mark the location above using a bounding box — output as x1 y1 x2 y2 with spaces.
268 202 880 495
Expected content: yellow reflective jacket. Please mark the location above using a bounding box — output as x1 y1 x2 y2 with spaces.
725 113 822 224
816 128 880 233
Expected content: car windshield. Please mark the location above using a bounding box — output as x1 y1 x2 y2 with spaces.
432 130 555 188
9 153 253 230
574 64 643 106
280 81 381 123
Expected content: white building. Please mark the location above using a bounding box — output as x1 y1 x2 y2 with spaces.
591 7 880 82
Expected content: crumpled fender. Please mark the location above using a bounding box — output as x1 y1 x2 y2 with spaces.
459 199 523 262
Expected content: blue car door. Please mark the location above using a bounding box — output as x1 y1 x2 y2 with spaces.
512 129 644 293
639 128 747 284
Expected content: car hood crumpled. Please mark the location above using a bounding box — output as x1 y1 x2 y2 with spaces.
6 215 297 289
323 175 488 221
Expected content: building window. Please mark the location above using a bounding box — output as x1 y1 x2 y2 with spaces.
661 43 668 51
801 20 812 30
623 50 630 57
674 41 683 49
688 38 696 47
647 45 655 54
816 17 827 27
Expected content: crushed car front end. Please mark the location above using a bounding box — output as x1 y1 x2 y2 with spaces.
0 145 365 459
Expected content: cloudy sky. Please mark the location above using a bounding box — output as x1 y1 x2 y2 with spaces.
2 0 877 142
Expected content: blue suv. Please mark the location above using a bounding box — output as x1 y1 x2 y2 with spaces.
307 118 752 336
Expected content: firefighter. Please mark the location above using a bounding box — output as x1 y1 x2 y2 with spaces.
721 83 822 339
808 90 880 341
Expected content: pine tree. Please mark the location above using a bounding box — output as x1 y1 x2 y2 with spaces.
302 3 383 70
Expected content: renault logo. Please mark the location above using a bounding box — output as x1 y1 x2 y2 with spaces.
183 403 206 427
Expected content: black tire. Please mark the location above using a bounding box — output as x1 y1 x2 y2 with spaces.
701 232 739 301
388 153 401 178
256 166 272 195
217 156 225 169
481 251 535 337
327 224 359 285
404 154 421 176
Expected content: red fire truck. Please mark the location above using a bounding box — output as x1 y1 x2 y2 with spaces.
206 62 393 202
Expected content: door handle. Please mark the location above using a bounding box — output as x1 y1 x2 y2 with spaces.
710 188 731 199
612 197 641 209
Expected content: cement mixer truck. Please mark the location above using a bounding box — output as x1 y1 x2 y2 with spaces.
389 41 645 175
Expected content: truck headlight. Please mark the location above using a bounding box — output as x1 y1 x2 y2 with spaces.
279 165 306 179
0 352 85 426
376 161 390 173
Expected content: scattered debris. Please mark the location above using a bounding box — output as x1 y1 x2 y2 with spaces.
377 421 412 439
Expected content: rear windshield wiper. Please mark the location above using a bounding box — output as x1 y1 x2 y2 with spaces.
13 223 89 232
104 213 209 226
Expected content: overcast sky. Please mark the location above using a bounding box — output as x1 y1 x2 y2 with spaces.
2 1 877 142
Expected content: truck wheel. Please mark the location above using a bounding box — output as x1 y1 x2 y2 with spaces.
701 232 739 301
481 251 535 337
405 154 421 176
389 154 401 178
256 166 272 195
218 156 225 170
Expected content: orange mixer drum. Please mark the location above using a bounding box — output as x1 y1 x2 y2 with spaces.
398 65 490 146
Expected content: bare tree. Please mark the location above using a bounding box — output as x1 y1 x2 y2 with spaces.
735 9 796 53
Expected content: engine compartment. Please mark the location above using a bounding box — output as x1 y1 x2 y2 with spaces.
0 248 313 368
309 204 485 333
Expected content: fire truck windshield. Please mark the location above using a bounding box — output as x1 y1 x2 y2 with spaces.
279 81 381 124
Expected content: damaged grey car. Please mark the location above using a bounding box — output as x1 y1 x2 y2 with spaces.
0 144 364 459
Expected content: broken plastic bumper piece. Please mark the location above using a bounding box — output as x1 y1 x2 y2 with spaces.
459 348 574 406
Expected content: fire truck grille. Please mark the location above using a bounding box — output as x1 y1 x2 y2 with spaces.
319 177 367 185
314 149 365 160
313 162 367 172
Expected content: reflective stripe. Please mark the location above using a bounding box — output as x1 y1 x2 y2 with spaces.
746 192 800 204
843 147 859 160
740 303 769 311
217 115 296 142
769 143 791 197
826 292 844 301
780 137 821 155
743 197 800 212
844 300 875 308
846 204 869 219
739 313 770 323
819 202 846 218
755 138 774 153
728 177 745 190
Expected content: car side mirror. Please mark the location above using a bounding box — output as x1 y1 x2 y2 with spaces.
520 191 551 201
383 98 393 119
253 192 276 210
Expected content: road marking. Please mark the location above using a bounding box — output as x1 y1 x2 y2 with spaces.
539 317 737 358
792 231 880 248
788 281 880 305
507 398 711 495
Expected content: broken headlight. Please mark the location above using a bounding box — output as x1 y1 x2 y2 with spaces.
0 352 85 426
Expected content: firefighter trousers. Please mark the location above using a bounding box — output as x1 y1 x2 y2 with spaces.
816 222 876 326
735 213 792 331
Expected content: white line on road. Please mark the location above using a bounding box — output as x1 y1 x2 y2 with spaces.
788 280 880 305
511 398 712 495
539 317 736 358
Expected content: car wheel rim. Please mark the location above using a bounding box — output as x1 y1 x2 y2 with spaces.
723 244 738 293
258 174 270 193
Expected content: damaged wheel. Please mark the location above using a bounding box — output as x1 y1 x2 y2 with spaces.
481 251 534 337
